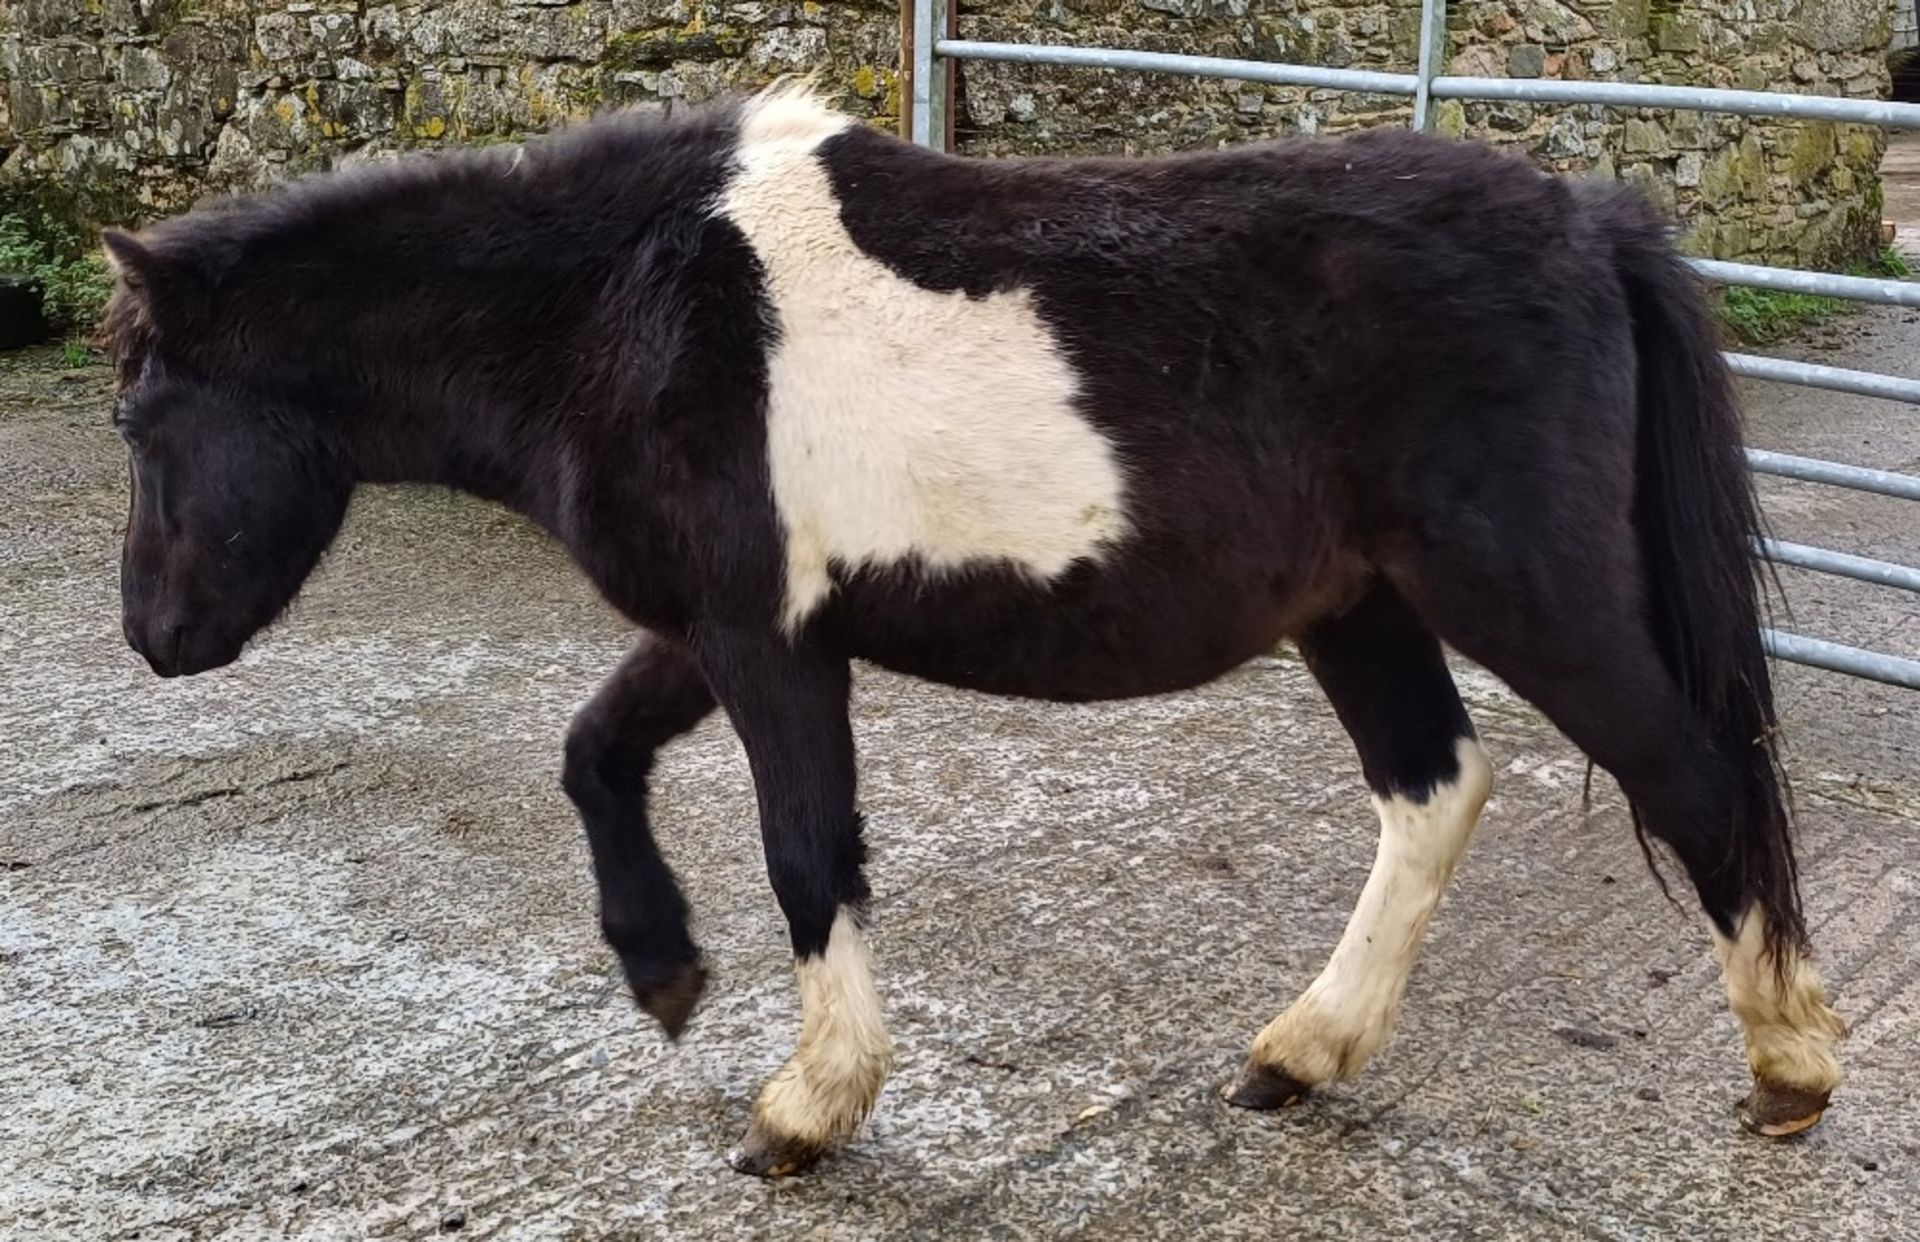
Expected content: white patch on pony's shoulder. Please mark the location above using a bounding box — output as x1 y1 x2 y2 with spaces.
719 89 1130 632
739 80 848 147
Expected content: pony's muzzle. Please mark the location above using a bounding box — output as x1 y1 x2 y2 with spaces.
129 614 208 678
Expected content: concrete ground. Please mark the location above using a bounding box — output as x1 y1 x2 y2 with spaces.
2 300 1918 1236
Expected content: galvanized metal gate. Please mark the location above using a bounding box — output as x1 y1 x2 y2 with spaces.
903 0 1920 691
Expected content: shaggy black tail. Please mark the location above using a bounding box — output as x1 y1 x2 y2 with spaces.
1609 203 1804 962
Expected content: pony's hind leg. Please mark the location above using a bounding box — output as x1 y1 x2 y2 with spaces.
563 632 716 1036
1397 556 1844 1135
1227 582 1492 1109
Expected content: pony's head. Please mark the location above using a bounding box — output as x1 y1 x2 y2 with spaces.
103 229 353 677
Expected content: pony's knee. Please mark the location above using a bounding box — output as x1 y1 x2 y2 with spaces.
561 703 622 806
561 669 703 807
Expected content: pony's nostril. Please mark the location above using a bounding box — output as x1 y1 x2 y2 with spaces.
136 618 191 676
163 622 188 668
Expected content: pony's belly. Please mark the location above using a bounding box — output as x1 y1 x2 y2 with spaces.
837 562 1313 703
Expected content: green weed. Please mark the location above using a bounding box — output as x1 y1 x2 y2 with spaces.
1715 246 1912 346
0 209 114 336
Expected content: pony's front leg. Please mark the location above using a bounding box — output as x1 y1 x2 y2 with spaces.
564 632 716 1036
696 626 891 1177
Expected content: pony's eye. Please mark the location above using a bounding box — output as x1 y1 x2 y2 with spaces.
112 395 144 440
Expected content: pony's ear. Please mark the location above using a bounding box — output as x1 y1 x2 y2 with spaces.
101 228 212 338
101 230 156 287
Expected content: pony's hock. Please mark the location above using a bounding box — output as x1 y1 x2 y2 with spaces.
101 87 1847 1174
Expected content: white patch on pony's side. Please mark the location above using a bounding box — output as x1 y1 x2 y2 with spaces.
753 908 894 1146
1249 738 1494 1084
717 86 1131 632
1711 907 1844 1098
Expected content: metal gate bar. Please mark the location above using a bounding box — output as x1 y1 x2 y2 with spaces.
1760 540 1920 594
910 1 1920 691
1689 259 1920 308
1726 354 1920 404
1427 74 1920 129
924 39 1418 104
931 39 1920 131
1763 630 1920 691
1747 450 1920 502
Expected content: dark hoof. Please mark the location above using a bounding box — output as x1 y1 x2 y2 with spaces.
727 1124 828 1179
632 961 708 1041
1740 1079 1831 1138
1222 1061 1313 1111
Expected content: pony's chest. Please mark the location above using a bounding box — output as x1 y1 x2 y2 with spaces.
720 134 1131 631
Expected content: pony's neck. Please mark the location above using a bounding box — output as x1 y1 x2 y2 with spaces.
348 375 572 531
227 133 689 537
321 283 591 535
203 109 727 544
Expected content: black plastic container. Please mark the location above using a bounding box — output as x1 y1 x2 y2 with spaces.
0 274 50 350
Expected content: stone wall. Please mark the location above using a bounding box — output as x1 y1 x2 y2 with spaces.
0 1 1898 268
957 1 1894 268
0 0 903 219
